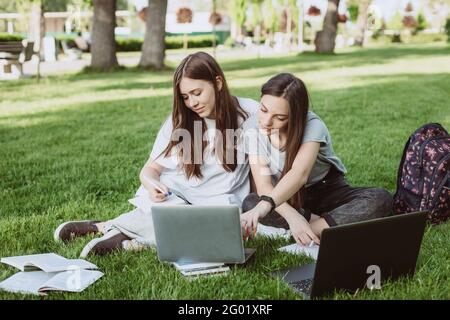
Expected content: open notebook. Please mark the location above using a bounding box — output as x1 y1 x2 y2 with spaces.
0 253 103 295
128 193 186 213
129 188 239 213
0 270 104 295
1 253 98 272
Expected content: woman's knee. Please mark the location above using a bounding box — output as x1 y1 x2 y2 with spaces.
369 188 393 217
242 193 260 212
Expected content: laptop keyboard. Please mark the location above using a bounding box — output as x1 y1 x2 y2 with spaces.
291 278 313 294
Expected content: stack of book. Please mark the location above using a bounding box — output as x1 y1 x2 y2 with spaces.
0 253 103 295
172 261 230 279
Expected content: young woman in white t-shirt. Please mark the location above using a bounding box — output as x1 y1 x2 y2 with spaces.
53 52 259 257
240 73 393 246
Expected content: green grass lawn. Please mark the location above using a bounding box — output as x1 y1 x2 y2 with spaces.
0 43 449 300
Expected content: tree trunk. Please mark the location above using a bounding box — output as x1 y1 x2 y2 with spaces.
29 2 44 80
298 0 304 52
139 0 168 70
91 0 118 70
286 5 292 51
354 0 371 46
314 0 340 53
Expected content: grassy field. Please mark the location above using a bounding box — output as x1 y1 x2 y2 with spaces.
0 43 449 300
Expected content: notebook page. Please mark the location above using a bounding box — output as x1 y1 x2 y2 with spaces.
31 255 98 273
39 269 104 293
128 194 186 213
0 271 57 295
1 253 67 272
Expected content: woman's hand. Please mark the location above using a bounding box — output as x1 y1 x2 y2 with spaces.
140 160 170 203
286 213 320 246
240 201 272 240
147 182 170 202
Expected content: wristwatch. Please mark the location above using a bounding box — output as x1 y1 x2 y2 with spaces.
259 195 276 212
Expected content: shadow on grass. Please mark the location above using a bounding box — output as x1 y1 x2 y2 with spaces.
92 80 173 92
68 64 175 82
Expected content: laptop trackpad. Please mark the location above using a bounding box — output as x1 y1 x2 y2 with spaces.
272 263 316 283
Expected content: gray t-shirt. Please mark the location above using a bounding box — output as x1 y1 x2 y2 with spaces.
242 111 346 187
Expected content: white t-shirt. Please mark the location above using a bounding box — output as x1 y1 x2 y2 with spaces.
139 97 259 206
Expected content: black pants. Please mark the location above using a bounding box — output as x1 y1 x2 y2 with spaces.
242 167 393 229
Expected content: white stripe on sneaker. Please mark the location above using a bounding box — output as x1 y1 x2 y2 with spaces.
80 229 122 258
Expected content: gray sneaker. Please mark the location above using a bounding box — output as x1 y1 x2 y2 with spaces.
80 230 130 257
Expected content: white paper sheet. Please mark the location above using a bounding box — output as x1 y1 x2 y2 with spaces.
278 243 320 260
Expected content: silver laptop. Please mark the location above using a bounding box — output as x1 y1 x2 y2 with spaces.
152 205 256 264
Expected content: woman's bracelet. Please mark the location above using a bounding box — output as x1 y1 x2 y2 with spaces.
259 195 276 212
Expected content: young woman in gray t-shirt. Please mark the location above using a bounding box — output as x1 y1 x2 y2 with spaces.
240 73 393 246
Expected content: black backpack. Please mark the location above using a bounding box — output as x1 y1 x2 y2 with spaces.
393 123 450 224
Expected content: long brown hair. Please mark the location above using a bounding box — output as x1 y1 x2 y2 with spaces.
162 52 248 179
261 73 310 209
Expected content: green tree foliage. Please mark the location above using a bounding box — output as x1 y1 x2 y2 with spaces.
42 0 71 11
248 0 263 30
2 0 78 12
0 0 17 12
348 4 358 22
262 0 278 33
229 0 247 34
415 11 427 32
387 12 404 32
445 18 450 42
387 11 404 42
116 0 128 10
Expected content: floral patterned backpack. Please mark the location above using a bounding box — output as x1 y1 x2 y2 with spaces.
393 123 450 224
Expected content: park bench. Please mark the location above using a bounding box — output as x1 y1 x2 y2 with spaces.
0 40 35 79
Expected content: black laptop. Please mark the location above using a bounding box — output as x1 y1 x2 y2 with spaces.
271 211 428 299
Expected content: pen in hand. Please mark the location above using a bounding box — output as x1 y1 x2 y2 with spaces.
143 176 172 197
